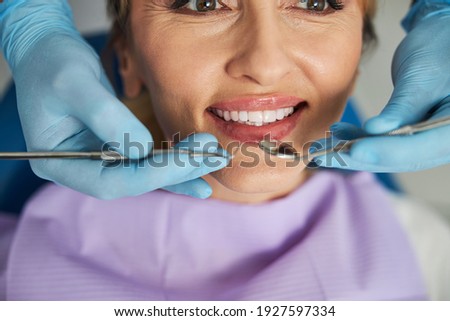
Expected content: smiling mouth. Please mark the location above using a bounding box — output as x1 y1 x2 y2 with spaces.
207 103 303 127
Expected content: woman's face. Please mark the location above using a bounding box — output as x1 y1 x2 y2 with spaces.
120 0 365 203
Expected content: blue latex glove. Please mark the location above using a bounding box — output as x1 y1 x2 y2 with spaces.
315 0 450 172
0 0 230 199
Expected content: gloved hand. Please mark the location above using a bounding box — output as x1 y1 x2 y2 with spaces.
0 0 230 199
314 0 450 172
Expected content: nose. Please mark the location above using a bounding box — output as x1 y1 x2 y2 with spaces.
225 6 296 87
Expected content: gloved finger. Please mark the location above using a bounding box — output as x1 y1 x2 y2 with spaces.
428 95 450 120
163 178 212 199
330 122 367 140
307 135 351 168
365 19 450 135
63 75 153 160
171 133 230 177
314 122 450 172
364 84 439 135
31 152 229 199
316 101 450 172
31 134 230 199
365 92 450 135
308 137 330 155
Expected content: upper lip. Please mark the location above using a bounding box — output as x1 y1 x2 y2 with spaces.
209 94 305 111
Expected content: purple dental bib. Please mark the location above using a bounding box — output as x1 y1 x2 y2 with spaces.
6 170 426 300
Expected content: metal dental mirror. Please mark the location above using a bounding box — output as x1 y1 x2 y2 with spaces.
258 115 450 161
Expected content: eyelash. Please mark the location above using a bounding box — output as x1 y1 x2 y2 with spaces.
301 0 345 11
170 0 345 14
170 0 228 12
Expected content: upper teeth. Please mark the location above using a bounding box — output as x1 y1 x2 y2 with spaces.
211 107 295 126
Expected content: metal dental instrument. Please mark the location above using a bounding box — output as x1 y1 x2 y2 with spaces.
3 116 450 161
0 149 226 161
259 115 450 161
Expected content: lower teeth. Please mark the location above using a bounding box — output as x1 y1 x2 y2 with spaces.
242 121 264 126
237 120 282 126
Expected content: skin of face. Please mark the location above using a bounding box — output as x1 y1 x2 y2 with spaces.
117 0 365 203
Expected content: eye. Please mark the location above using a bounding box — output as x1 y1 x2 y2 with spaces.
295 0 344 12
171 0 226 12
296 0 329 11
190 0 217 12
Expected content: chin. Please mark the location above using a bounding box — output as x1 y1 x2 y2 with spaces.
206 153 308 202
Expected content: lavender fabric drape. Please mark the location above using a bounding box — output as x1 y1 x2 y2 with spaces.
2 170 426 300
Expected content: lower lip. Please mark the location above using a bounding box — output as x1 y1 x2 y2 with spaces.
207 103 306 143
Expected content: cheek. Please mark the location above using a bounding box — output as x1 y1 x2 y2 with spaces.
133 27 217 99
285 36 362 146
132 30 222 138
299 31 362 99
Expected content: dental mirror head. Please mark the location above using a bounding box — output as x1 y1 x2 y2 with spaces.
258 139 301 160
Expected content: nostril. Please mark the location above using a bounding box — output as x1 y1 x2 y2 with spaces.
226 48 295 86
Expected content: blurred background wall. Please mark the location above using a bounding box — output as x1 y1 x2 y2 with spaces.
0 0 448 215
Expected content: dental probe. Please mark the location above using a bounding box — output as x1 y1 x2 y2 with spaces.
259 115 450 161
0 149 228 161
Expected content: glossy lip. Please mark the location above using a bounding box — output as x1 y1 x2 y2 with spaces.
210 94 306 111
207 99 307 143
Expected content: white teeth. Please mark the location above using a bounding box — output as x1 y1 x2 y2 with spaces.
263 110 277 123
211 106 296 126
248 111 264 123
230 111 239 122
239 111 248 122
285 107 294 116
276 109 285 120
223 111 231 121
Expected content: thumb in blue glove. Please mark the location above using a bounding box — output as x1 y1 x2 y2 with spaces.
315 0 450 172
366 1 450 134
0 0 230 198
